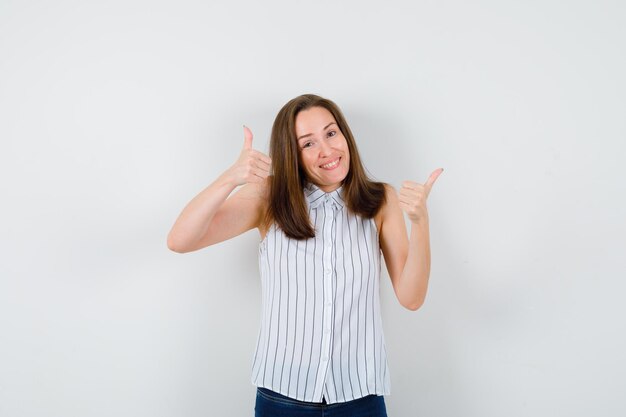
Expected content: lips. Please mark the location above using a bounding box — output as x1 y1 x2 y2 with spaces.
320 157 340 169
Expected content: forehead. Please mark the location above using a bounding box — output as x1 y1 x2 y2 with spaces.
295 106 336 136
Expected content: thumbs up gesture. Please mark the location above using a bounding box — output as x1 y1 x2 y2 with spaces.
225 125 272 186
399 168 443 224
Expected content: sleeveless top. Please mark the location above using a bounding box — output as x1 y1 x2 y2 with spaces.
250 182 391 404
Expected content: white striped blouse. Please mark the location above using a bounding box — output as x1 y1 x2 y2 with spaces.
250 182 391 404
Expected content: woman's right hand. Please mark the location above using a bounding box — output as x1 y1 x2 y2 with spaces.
224 126 272 186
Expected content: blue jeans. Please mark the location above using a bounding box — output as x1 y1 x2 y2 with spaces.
254 387 388 417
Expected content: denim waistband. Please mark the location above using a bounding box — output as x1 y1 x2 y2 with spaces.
257 387 328 407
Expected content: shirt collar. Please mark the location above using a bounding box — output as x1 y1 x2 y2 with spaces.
304 182 346 209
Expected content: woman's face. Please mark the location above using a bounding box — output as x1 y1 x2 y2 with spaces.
295 106 351 192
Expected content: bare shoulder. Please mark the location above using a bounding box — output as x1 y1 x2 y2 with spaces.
375 183 400 231
382 183 401 211
383 183 399 200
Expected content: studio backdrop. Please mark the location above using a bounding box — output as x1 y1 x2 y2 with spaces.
1 0 624 416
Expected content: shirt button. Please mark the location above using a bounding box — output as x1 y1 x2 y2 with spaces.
322 356 328 361
324 328 331 334
325 269 331 275
325 301 332 307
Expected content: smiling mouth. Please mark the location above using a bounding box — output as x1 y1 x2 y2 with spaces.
320 157 340 169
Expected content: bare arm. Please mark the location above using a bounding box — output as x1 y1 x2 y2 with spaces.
379 169 443 310
166 126 271 253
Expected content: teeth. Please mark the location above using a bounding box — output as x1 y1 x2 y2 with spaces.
321 159 339 169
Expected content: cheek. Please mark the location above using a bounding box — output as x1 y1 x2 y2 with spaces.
341 143 350 163
340 138 349 154
300 153 317 172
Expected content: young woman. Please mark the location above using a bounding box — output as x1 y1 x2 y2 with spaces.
167 94 443 416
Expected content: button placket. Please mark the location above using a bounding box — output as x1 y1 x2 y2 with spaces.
316 198 336 395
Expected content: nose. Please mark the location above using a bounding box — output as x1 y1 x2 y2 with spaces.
318 139 332 157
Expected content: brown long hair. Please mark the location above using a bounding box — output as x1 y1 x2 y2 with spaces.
265 94 386 240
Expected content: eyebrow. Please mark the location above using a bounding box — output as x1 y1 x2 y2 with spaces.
297 122 336 141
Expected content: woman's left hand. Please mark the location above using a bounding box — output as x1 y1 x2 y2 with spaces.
399 168 444 225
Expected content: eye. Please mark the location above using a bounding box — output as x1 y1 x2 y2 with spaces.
327 130 337 138
302 141 313 149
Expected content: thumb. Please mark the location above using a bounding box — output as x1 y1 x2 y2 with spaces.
425 168 444 190
243 125 253 150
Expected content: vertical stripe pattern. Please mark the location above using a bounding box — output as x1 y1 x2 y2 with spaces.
250 182 391 404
